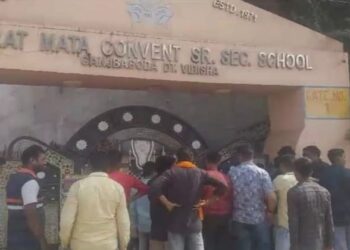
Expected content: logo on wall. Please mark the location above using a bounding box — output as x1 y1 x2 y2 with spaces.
127 0 173 25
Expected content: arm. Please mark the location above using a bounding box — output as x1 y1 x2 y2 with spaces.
262 172 277 215
288 189 299 250
149 170 180 211
116 187 131 250
203 174 227 198
22 180 47 250
324 193 334 250
59 183 79 249
132 176 149 198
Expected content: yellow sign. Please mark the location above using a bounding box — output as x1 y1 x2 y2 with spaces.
305 87 350 119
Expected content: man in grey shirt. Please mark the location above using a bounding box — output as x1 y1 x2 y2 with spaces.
288 157 334 250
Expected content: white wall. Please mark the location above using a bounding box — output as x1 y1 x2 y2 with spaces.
0 84 268 150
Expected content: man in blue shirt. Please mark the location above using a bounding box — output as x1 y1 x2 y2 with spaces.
320 148 350 250
228 145 276 250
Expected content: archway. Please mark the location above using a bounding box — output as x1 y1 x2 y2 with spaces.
65 106 208 172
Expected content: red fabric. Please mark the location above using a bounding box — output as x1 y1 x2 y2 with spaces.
109 171 149 202
202 170 233 216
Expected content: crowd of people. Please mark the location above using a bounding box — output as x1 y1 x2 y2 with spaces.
4 143 350 250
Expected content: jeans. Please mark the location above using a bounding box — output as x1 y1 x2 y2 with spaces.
274 226 290 250
203 214 232 250
230 221 270 250
168 232 204 250
335 226 350 250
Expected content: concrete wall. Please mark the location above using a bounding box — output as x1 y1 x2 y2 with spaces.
0 84 268 151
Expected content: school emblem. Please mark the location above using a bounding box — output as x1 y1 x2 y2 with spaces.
127 0 173 25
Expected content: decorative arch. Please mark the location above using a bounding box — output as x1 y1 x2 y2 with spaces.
65 106 208 157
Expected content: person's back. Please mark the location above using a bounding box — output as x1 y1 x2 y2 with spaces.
287 157 334 250
60 151 130 250
72 175 125 248
228 145 276 250
288 181 332 250
164 166 208 233
203 169 232 215
230 162 272 224
319 148 350 250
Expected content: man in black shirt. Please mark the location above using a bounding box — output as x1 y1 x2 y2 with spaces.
302 145 329 181
320 148 350 250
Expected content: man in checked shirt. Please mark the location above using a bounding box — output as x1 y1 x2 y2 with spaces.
288 157 334 250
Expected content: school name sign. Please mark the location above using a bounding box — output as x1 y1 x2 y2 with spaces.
0 29 313 77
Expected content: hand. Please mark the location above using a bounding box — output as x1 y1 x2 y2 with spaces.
164 200 181 212
193 200 208 210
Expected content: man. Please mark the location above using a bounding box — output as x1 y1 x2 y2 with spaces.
60 151 130 250
6 145 48 250
303 145 329 181
149 156 176 250
272 154 297 250
131 162 156 250
228 144 276 250
288 157 334 250
320 149 350 250
202 151 232 250
109 150 149 203
150 148 226 250
271 146 296 180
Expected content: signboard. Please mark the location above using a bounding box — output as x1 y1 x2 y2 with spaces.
0 28 313 78
305 87 350 119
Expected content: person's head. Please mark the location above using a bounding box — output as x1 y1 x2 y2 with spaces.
176 148 193 162
293 157 313 182
328 148 346 167
206 151 222 170
89 151 110 173
155 155 176 175
107 150 122 171
278 154 295 174
142 161 156 178
236 144 254 163
21 145 46 172
302 145 321 162
278 146 296 157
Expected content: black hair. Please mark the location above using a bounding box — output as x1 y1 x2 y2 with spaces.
176 148 193 162
206 151 222 164
328 148 345 164
279 154 295 170
89 151 110 172
107 150 122 166
303 145 321 157
142 161 156 177
155 155 176 175
294 157 313 178
278 146 296 156
236 144 254 159
21 145 45 165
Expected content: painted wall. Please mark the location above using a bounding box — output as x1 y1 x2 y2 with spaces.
0 84 268 151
